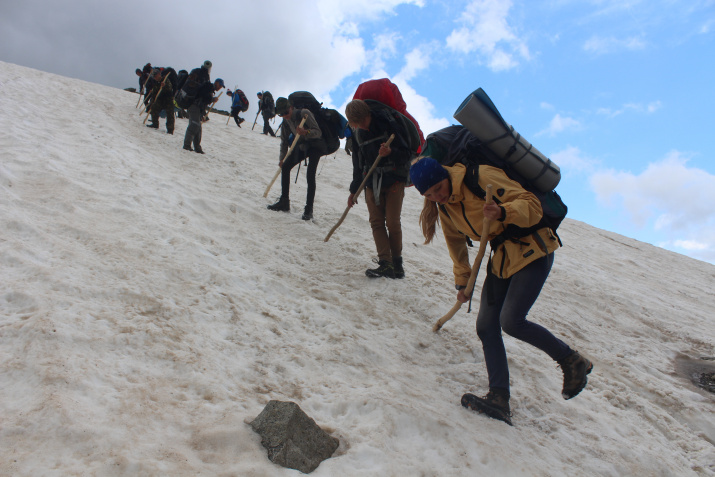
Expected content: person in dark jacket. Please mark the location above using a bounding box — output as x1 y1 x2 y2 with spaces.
140 63 154 107
182 61 216 154
344 99 413 279
256 92 275 136
412 157 593 425
146 68 175 134
135 68 146 92
267 97 327 220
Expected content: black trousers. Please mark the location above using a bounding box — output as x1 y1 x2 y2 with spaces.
280 141 327 209
262 111 275 136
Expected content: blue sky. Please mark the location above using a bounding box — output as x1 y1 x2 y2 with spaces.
1 0 714 263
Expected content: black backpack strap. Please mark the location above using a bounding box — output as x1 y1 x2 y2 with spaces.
462 164 485 199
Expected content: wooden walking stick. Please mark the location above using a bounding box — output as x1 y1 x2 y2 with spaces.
263 115 308 198
204 90 223 120
324 134 395 242
136 86 144 108
433 184 493 332
251 110 260 130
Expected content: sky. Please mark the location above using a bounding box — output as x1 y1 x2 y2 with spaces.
1 0 714 263
1 60 714 476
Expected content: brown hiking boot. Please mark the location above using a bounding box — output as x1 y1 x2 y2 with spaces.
461 388 512 426
558 351 593 400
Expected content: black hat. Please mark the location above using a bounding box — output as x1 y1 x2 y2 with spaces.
275 97 289 116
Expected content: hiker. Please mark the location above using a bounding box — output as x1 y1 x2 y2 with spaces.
140 63 154 106
256 91 276 136
146 68 175 134
344 99 413 279
174 70 189 119
267 97 327 220
411 157 593 425
135 68 148 92
182 60 215 154
226 88 248 127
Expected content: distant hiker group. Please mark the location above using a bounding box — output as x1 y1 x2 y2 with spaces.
130 67 594 426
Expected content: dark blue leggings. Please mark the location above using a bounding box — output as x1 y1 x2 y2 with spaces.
476 253 572 391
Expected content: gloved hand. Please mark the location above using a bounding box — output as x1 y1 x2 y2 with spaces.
344 137 353 156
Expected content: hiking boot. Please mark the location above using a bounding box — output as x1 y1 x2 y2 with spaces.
267 197 290 212
558 351 593 400
183 145 193 151
393 256 405 279
194 146 204 154
167 129 173 135
146 122 159 129
365 259 395 279
238 117 245 125
461 388 512 426
302 206 313 221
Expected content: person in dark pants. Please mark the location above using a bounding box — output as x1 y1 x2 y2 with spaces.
267 97 326 220
182 61 218 154
226 88 247 128
411 157 593 425
256 92 275 136
145 68 175 134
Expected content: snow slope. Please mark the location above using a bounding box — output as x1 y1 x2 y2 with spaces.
1 61 713 476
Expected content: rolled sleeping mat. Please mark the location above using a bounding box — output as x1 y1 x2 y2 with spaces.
453 88 561 192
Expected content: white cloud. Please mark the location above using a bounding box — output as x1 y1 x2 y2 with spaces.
445 0 530 71
597 100 662 118
672 240 709 252
317 0 424 24
583 35 647 54
590 151 715 261
397 44 435 81
550 146 597 174
536 113 582 137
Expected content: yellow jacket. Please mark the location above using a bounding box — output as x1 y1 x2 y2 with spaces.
439 163 560 282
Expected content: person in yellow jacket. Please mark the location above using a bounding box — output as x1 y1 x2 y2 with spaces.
410 157 592 425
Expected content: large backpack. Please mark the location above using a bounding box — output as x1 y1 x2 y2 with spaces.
262 91 275 118
287 91 348 155
353 78 425 154
232 89 249 112
162 67 178 92
176 76 199 109
175 70 189 92
424 125 567 243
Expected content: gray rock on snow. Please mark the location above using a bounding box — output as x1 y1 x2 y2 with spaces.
250 400 339 473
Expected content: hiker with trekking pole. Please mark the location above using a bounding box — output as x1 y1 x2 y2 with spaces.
180 60 215 154
226 87 249 128
255 91 276 136
265 96 327 221
411 156 592 425
135 68 147 108
329 98 415 279
144 69 175 133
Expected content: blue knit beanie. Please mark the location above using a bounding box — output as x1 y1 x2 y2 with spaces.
410 157 450 194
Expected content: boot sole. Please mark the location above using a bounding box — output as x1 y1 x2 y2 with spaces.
563 360 593 400
461 393 513 426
